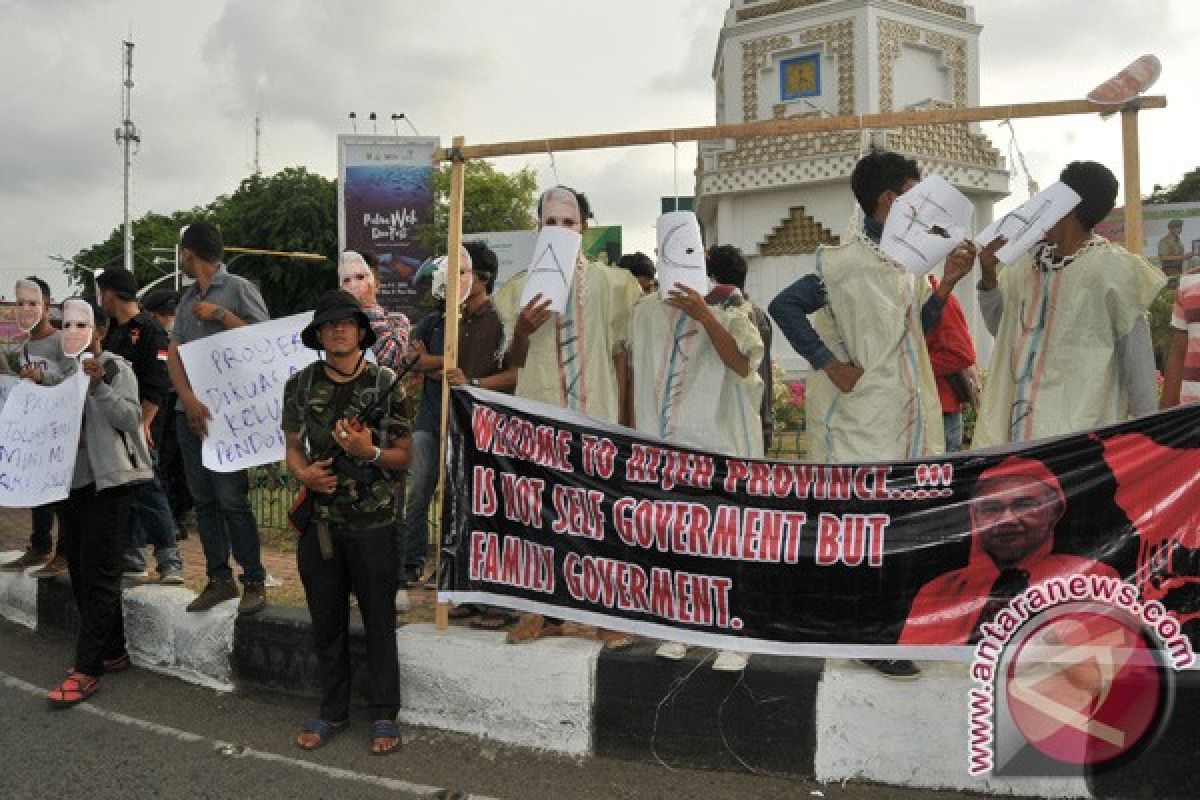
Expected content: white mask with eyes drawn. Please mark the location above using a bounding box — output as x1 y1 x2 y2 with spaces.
338 251 376 303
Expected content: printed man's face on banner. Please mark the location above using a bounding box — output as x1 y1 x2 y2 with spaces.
15 283 45 333
60 299 95 358
971 476 1063 566
338 252 376 303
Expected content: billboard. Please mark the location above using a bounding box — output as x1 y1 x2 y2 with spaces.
337 135 440 317
1095 201 1200 277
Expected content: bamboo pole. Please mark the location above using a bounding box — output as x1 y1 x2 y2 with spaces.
433 136 466 631
432 96 1166 162
1120 106 1145 255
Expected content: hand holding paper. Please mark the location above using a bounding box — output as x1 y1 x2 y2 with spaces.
881 175 974 275
976 182 1082 265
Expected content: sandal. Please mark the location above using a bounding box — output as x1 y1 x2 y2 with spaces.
505 614 564 644
370 719 403 755
47 673 99 709
448 605 480 621
471 611 518 631
296 718 347 751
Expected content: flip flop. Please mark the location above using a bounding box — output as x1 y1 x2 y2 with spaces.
471 612 518 631
448 605 480 621
47 673 99 709
296 718 347 751
371 719 403 756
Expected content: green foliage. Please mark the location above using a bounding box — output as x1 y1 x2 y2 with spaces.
69 167 338 315
1146 166 1200 205
416 161 537 252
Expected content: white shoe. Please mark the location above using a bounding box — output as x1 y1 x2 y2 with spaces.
712 650 749 672
655 641 688 660
264 572 283 588
395 589 410 613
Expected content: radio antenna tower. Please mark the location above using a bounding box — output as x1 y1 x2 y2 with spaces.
253 113 262 175
114 39 140 273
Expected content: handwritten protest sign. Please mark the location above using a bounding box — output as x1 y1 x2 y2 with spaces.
0 371 88 507
178 313 317 472
519 226 581 313
0 375 20 409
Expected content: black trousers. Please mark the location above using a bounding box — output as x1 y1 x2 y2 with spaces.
298 520 400 722
30 503 56 554
57 483 133 676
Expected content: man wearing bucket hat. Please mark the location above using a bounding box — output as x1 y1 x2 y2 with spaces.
282 289 411 756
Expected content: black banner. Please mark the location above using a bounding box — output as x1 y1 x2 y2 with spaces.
441 388 1200 661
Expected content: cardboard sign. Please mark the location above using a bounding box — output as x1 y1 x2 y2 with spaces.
0 372 88 507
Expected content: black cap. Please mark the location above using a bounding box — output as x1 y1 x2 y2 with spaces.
95 267 139 296
141 289 181 314
300 289 377 351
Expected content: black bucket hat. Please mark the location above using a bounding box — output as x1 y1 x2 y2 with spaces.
301 289 376 351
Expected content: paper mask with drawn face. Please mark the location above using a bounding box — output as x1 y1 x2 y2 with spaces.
14 279 45 334
656 211 709 299
60 297 95 359
338 251 376 303
538 188 583 234
430 246 474 305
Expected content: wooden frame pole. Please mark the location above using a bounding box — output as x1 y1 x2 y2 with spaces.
433 136 466 631
1121 106 1145 255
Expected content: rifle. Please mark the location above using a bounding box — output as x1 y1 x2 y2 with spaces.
288 355 419 557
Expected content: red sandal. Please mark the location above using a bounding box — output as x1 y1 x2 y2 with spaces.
48 673 99 709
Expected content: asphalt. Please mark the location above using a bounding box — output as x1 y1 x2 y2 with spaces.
0 619 987 800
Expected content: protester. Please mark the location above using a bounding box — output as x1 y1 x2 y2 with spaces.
707 245 775 454
767 150 977 679
630 261 764 670
166 221 271 614
404 242 512 615
1161 264 1200 408
974 161 1165 447
923 276 976 452
142 289 194 536
768 150 976 464
96 267 184 584
338 249 411 368
900 457 1119 645
617 252 657 295
41 300 154 707
283 290 410 756
494 185 641 647
1 277 70 578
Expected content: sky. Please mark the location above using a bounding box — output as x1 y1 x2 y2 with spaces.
1 0 1197 300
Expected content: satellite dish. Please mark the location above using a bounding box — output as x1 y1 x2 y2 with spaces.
1087 55 1162 106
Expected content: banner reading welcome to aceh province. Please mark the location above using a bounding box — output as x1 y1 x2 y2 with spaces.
440 388 1200 664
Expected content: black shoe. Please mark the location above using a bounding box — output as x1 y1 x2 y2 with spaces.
186 580 239 612
861 659 921 679
399 565 422 588
238 582 267 615
1 548 51 572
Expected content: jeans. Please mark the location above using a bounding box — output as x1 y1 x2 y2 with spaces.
298 521 399 721
58 484 132 675
943 412 964 453
399 430 437 572
175 412 265 584
126 453 183 572
30 503 56 554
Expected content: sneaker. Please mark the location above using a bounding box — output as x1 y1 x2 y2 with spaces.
597 629 635 650
30 555 68 579
264 572 283 589
712 650 749 672
1 548 51 572
861 659 922 680
186 580 239 612
158 567 185 586
655 641 688 660
238 582 267 616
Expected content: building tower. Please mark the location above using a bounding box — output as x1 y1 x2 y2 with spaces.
696 0 1009 372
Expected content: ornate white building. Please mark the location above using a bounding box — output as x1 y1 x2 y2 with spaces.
696 0 1009 372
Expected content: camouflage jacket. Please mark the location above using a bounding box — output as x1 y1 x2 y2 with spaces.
281 361 411 530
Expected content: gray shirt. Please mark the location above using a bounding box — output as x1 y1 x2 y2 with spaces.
21 330 71 381
171 264 270 346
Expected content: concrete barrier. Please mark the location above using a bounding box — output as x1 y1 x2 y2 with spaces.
0 550 38 629
121 585 236 691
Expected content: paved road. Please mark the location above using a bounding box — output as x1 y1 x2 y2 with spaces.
0 619 978 800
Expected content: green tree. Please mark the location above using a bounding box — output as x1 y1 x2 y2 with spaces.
416 161 537 251
1146 166 1200 204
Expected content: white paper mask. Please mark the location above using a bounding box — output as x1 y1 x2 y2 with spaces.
538 188 583 233
656 211 709 299
60 297 95 359
881 175 974 275
519 225 582 314
976 182 1082 265
14 279 45 334
431 246 474 305
338 251 376 302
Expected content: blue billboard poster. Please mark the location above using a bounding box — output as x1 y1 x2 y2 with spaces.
338 135 440 316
